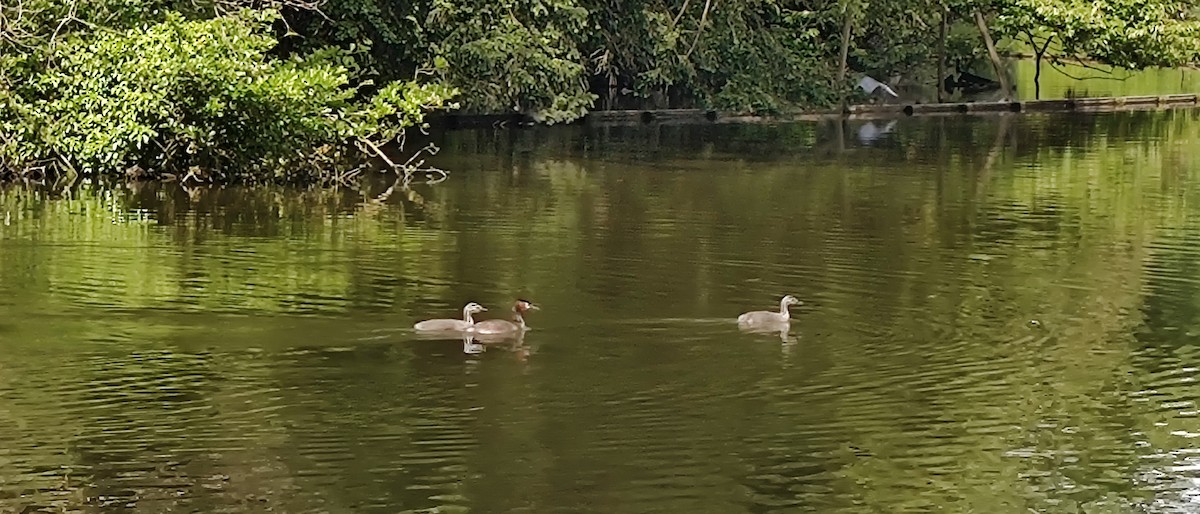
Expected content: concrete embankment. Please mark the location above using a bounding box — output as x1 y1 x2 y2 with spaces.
427 94 1200 128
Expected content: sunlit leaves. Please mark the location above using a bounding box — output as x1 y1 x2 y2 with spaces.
0 8 457 181
995 0 1200 68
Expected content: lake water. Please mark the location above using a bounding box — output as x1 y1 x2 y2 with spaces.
1009 60 1200 101
3 111 1200 513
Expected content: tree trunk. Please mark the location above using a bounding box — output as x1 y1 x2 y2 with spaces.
1028 34 1053 100
837 14 853 112
1034 56 1041 99
834 118 846 154
973 9 1011 100
937 5 947 102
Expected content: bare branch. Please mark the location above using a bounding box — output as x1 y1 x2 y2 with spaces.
672 0 692 27
1046 59 1128 82
684 0 715 59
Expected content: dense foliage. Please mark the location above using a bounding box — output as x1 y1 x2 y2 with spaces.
996 0 1200 68
307 0 1200 115
2 0 1198 182
1 1 457 183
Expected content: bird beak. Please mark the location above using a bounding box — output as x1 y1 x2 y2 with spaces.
528 304 540 311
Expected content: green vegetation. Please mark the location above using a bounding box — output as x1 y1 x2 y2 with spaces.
994 0 1200 97
2 0 1199 182
0 2 457 183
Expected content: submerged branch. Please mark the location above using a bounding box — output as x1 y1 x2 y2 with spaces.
355 136 448 186
356 136 401 171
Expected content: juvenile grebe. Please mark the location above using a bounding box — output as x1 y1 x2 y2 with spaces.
414 302 487 331
737 295 802 327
